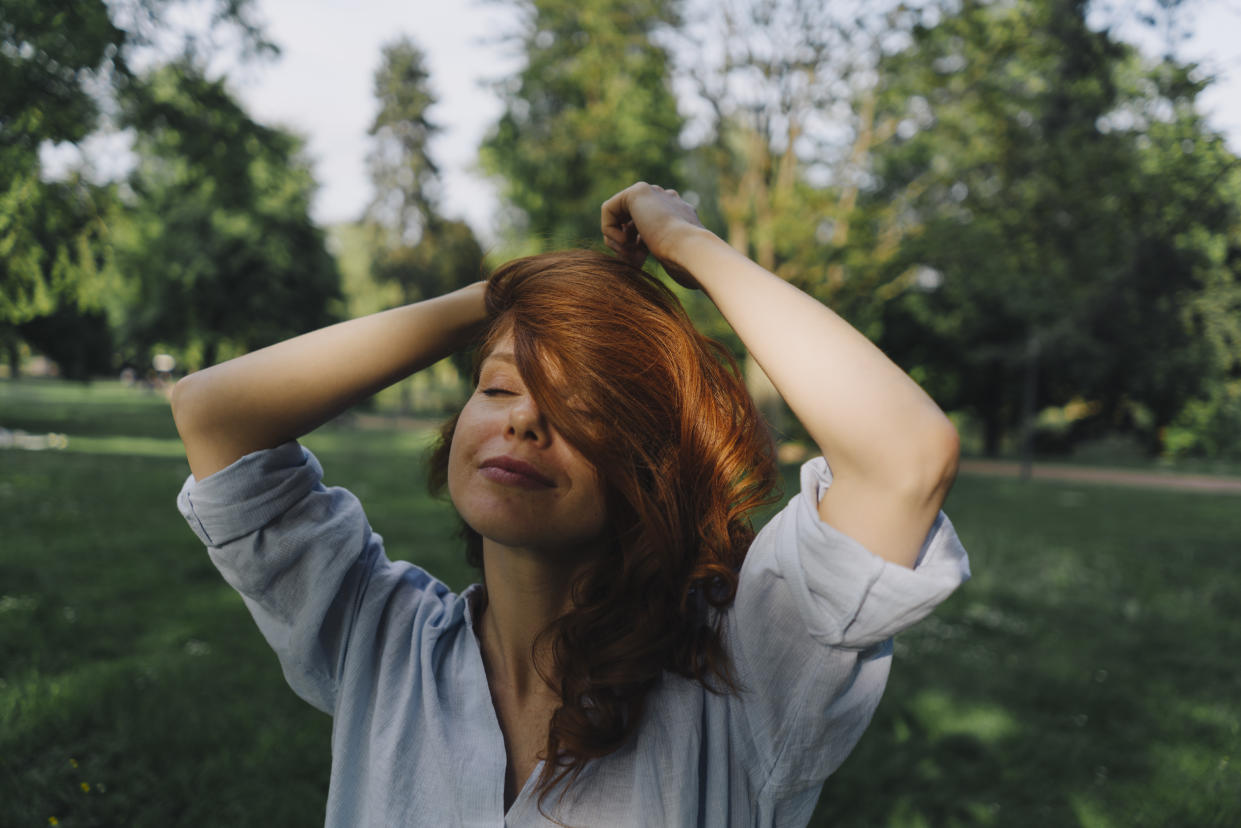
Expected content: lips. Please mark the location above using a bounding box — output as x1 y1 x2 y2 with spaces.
479 455 555 487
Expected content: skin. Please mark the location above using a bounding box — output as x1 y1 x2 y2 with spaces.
171 180 960 811
602 183 959 572
448 332 611 804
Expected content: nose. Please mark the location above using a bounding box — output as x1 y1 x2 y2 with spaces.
506 396 551 446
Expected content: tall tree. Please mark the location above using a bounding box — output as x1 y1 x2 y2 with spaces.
0 0 125 373
116 61 341 370
480 0 686 245
367 37 442 247
0 0 272 375
1076 58 1241 447
366 37 484 410
869 0 1240 456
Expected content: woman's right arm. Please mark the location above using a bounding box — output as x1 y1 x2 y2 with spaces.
171 281 488 481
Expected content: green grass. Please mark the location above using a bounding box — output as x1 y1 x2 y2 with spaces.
0 379 181 440
2 379 1239 826
815 475 1241 827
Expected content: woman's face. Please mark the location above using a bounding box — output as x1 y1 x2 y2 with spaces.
447 332 608 555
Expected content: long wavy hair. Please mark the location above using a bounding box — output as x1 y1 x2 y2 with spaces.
426 249 780 809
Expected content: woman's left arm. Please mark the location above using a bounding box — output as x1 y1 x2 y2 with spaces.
602 182 959 569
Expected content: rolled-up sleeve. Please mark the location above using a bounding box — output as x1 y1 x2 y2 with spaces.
176 441 384 714
727 455 970 794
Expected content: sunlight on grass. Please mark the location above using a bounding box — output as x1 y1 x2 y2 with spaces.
0 379 170 406
60 435 187 458
1178 699 1240 734
301 426 439 457
1070 794 1117 828
911 688 1019 743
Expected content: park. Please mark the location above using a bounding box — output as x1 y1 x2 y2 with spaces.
4 0 1241 825
2 377 1239 825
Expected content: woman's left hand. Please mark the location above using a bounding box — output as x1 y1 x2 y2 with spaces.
601 182 708 290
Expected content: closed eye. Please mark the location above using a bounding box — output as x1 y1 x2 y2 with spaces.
481 388 514 396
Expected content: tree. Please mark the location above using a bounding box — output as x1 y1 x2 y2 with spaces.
868 0 1240 456
0 0 272 376
10 173 122 379
0 0 126 373
1077 59 1241 448
367 37 442 248
366 37 484 411
480 0 686 246
671 0 956 439
116 61 341 369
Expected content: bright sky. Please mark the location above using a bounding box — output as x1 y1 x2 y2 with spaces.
46 0 1241 243
223 0 525 241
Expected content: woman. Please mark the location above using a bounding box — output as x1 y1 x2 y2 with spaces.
173 182 969 826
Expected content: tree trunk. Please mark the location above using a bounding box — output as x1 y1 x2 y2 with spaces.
981 360 1006 457
6 340 19 379
399 379 413 415
983 407 1004 458
1019 333 1040 479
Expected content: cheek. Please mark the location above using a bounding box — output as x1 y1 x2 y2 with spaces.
445 434 473 508
576 475 609 534
445 413 478 504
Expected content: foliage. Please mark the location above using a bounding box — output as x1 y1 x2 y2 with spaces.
114 61 341 369
0 0 126 155
17 306 114 381
670 0 955 438
1164 380 1241 460
363 38 486 406
365 37 484 304
328 222 400 320
0 0 271 342
0 0 126 370
367 37 441 246
1076 66 1241 443
479 0 686 245
867 0 1241 455
1 170 120 326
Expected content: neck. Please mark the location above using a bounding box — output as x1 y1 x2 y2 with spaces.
475 539 600 700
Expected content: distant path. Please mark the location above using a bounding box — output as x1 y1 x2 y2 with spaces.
959 459 1241 494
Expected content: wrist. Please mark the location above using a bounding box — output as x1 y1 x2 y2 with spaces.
448 280 490 338
668 225 730 286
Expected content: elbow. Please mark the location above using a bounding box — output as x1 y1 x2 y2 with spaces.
882 418 959 507
933 416 960 475
918 419 960 507
169 373 203 441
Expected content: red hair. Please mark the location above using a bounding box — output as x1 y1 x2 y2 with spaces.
427 249 779 809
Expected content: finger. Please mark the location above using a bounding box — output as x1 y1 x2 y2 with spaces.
600 191 630 237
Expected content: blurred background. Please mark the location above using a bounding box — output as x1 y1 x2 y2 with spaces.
2 0 1239 825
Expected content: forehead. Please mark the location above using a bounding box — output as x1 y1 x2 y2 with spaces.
480 331 517 370
478 329 577 393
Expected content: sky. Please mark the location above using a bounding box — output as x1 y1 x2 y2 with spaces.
219 0 525 239
48 0 1241 243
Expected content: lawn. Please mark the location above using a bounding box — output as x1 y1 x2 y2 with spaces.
2 379 1238 827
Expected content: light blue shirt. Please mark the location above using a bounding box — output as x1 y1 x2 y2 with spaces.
177 442 969 827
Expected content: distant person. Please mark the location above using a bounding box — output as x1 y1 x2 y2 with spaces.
172 182 970 826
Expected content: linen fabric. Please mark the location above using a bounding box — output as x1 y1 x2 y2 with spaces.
177 441 970 827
